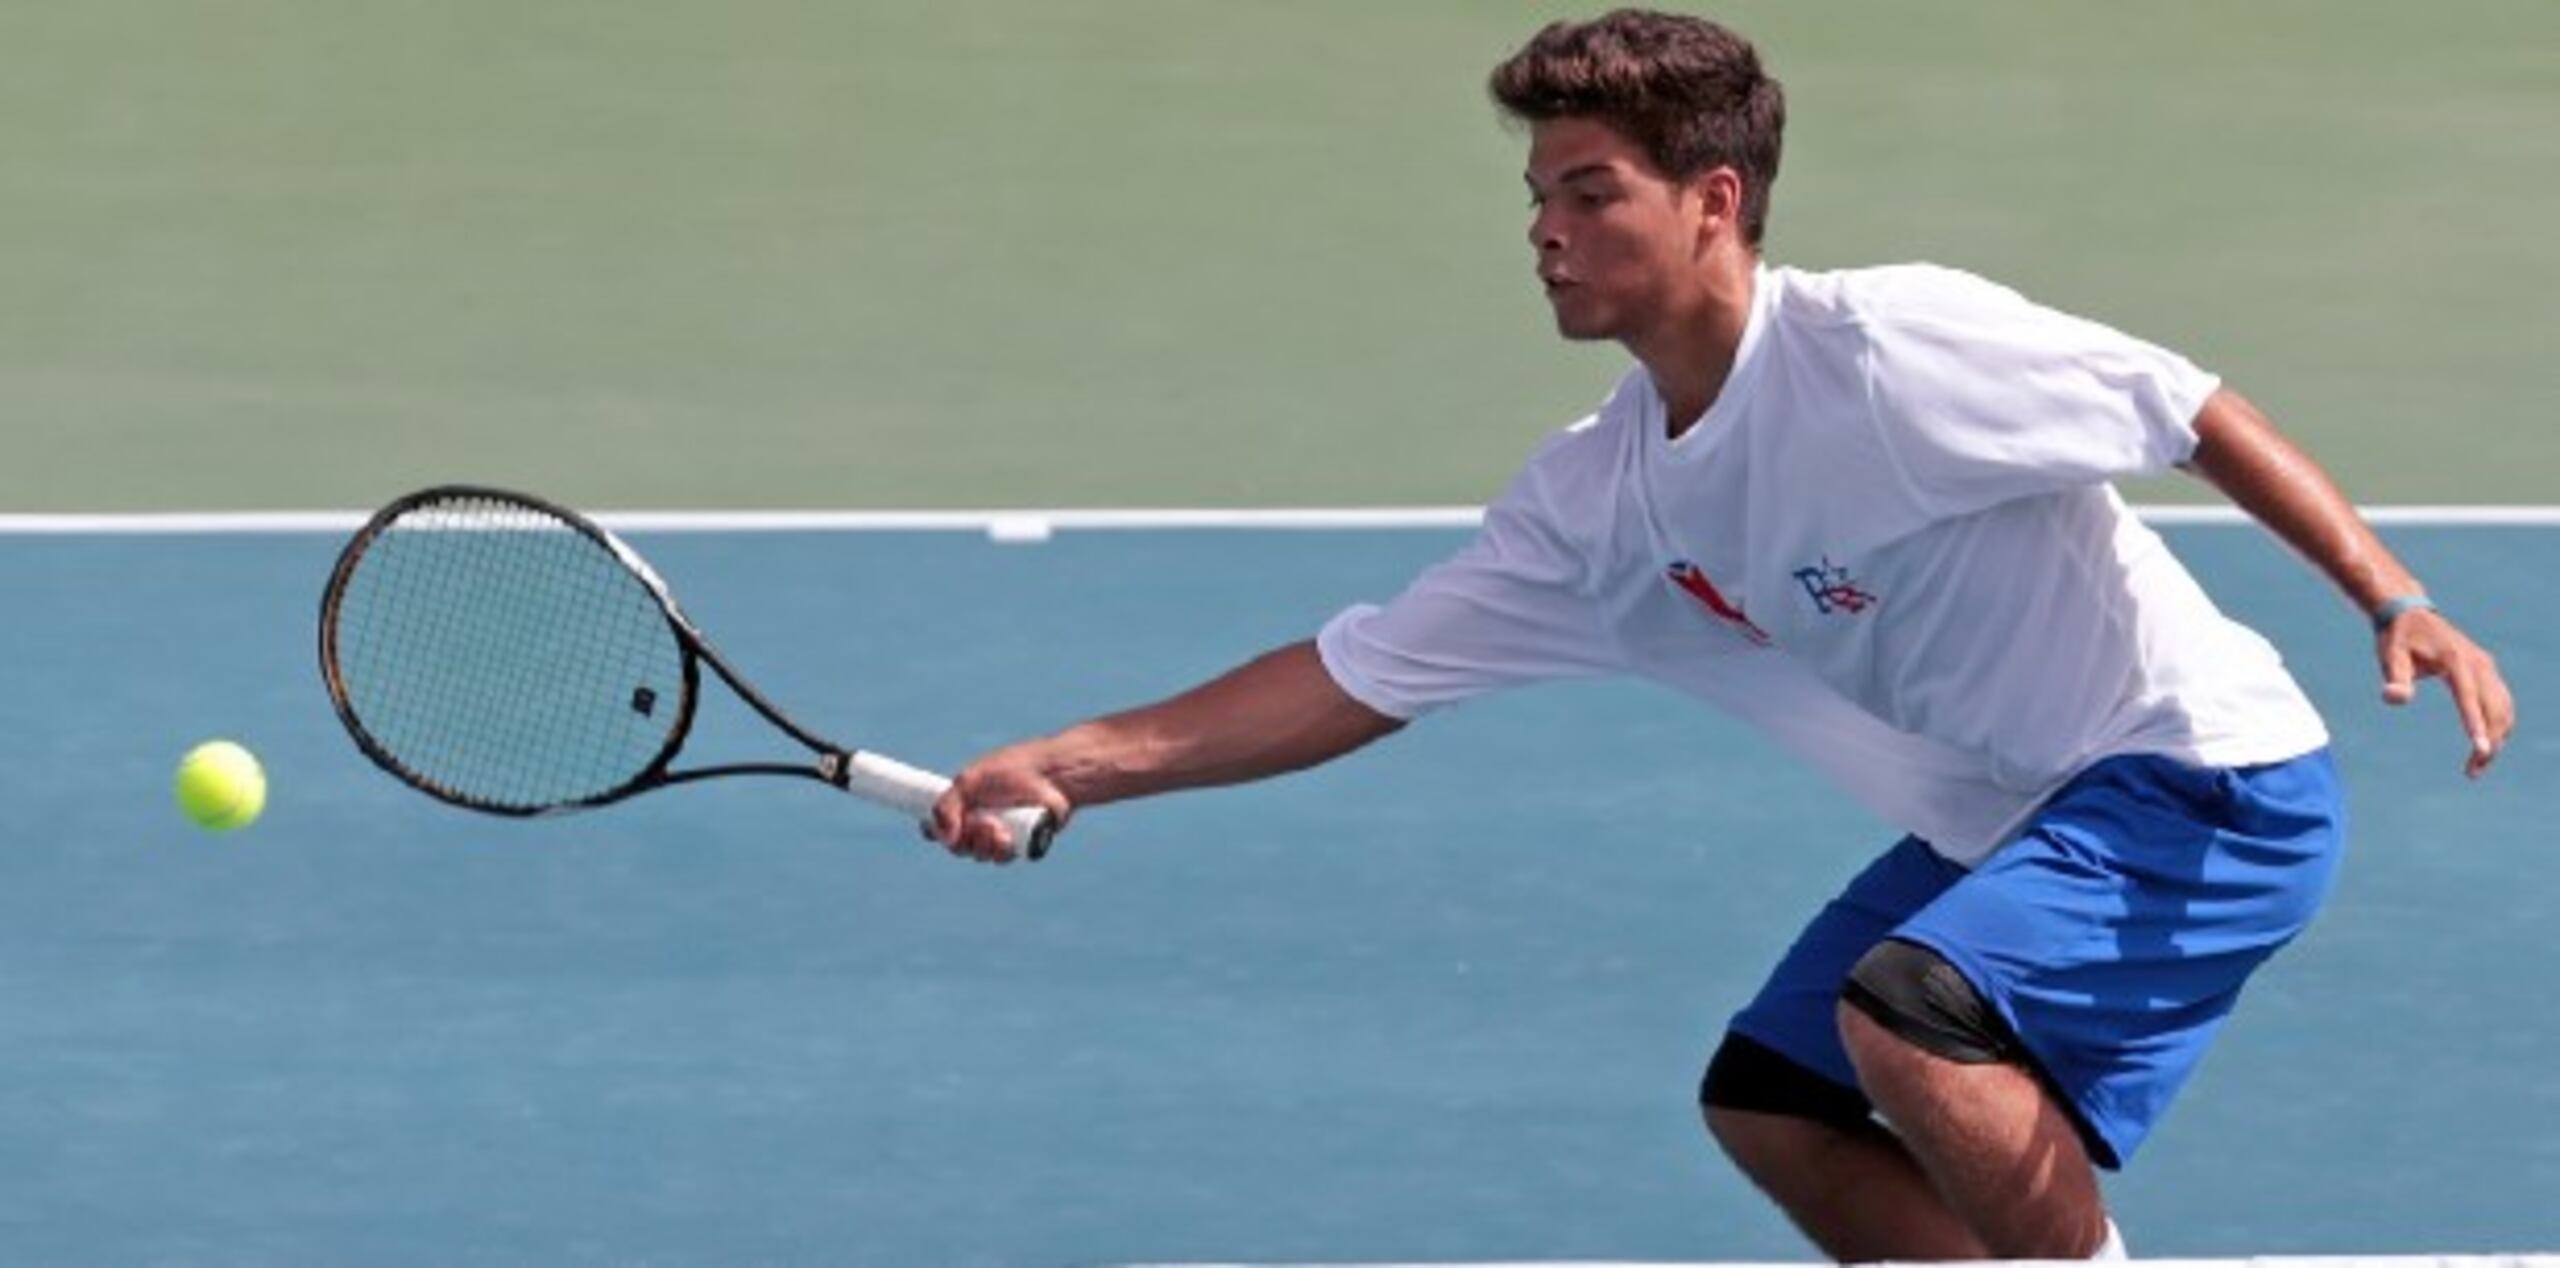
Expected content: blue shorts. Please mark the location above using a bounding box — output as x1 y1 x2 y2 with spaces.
1726 749 2346 1169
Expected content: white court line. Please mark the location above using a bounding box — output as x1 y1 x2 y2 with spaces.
1106 1259 2560 1268
0 507 1479 535
2 505 2558 535
1105 1260 2560 1268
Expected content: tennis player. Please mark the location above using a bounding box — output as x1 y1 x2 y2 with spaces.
930 9 2515 1261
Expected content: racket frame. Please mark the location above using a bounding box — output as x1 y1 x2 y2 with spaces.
319 484 1055 857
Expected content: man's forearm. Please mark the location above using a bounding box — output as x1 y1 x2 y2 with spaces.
2183 387 2419 615
1029 640 1404 806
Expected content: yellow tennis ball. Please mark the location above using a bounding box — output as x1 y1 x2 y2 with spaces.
175 740 267 832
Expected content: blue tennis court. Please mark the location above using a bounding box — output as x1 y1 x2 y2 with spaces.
3 522 2551 1265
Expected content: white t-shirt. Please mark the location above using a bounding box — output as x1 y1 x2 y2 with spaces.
1317 263 2329 865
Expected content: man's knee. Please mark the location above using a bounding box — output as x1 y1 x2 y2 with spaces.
1700 1030 1876 1157
1839 937 2025 1066
1700 1032 1907 1225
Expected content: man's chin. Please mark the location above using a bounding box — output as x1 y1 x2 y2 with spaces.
1547 307 1616 342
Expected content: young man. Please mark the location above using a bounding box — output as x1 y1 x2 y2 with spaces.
930 10 2515 1262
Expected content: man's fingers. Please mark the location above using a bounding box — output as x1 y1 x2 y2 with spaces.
962 809 1024 864
932 791 1007 861
2460 651 2519 778
926 755 1071 864
2490 673 2519 747
1037 787 1075 830
2378 638 2417 706
2466 727 2496 778
926 790 965 845
2375 619 2516 779
2448 662 2496 777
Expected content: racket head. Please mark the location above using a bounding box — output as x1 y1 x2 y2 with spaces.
319 485 701 815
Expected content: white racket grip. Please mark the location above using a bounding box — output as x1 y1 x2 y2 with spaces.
837 750 1058 859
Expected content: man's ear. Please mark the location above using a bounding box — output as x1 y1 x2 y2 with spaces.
1690 166 1745 247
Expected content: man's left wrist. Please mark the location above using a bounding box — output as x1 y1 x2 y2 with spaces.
2369 594 2436 632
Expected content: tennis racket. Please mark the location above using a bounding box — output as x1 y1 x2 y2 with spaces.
318 484 1057 858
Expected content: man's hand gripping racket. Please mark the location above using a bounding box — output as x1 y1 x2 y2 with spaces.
319 485 1058 860
930 744 1079 864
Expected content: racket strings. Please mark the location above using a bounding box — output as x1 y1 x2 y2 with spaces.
399 501 670 804
330 494 688 810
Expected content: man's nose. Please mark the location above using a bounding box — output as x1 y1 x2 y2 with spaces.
1527 207 1565 254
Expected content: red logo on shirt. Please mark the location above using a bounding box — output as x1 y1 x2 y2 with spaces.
1666 561 1772 646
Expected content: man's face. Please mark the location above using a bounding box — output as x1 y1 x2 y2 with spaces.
1522 117 1713 342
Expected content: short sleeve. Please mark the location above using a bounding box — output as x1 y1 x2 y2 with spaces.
1858 269 2222 517
1315 461 1622 720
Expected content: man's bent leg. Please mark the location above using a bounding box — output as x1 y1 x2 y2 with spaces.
1705 1107 1991 1262
1701 1033 1987 1261
1836 977 2107 1258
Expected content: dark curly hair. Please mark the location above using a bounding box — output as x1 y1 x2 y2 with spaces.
1489 9 1786 246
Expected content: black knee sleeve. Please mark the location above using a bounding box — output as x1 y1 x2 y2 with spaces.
1700 1031 1875 1132
1841 937 2025 1065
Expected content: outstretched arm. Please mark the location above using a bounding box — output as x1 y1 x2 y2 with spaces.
2183 386 2515 776
927 640 1405 862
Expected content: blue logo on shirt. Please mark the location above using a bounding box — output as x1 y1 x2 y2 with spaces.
1793 556 1878 615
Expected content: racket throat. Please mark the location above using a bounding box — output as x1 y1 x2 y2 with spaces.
814 750 853 787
